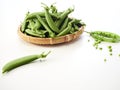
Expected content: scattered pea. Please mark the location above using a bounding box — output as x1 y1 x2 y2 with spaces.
99 47 103 50
95 46 98 49
110 53 112 56
109 49 112 52
104 59 107 62
118 54 120 57
88 40 90 42
108 46 112 49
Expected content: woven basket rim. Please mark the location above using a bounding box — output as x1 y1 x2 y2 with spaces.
18 25 84 45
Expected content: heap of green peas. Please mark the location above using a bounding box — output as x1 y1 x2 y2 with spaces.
21 3 85 38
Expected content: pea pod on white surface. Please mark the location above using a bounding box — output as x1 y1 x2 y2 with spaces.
2 51 51 74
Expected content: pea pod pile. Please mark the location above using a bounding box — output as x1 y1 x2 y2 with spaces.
21 3 85 38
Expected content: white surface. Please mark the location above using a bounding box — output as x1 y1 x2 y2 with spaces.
0 0 120 90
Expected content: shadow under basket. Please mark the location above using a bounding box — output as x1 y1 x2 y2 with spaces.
18 26 84 45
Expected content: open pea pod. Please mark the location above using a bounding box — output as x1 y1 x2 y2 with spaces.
88 31 120 43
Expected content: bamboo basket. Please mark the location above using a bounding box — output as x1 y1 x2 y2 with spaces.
18 26 84 45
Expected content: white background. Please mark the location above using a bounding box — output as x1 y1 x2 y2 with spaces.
0 0 120 90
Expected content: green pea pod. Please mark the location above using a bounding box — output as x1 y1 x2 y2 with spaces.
57 23 72 37
26 12 45 19
60 17 69 31
36 15 55 38
57 19 75 36
90 31 120 43
73 24 79 31
25 29 45 37
44 7 60 33
26 12 59 20
56 8 74 28
21 12 30 32
2 51 51 73
27 19 35 30
69 27 75 34
35 29 47 35
33 18 41 30
21 20 27 32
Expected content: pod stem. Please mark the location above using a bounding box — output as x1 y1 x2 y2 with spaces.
39 51 51 58
84 31 91 34
41 2 49 10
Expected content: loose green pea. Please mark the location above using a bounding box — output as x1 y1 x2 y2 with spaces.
109 49 112 52
99 47 103 50
108 46 112 49
118 54 120 57
104 59 107 62
110 53 112 56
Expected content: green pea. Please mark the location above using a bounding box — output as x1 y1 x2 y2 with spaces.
108 46 112 49
99 47 103 50
109 49 112 52
88 40 90 42
110 53 112 56
104 59 107 62
118 54 120 57
107 46 112 52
